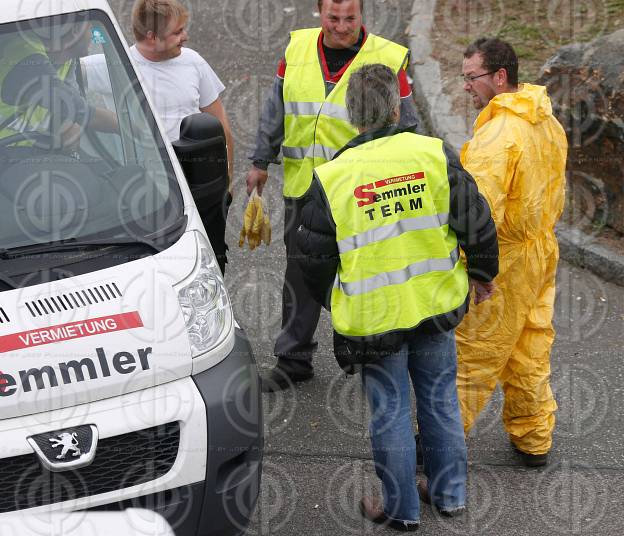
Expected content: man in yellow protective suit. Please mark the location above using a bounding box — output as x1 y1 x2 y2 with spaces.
456 38 568 466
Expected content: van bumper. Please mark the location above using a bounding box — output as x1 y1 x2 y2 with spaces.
190 326 263 536
98 327 263 536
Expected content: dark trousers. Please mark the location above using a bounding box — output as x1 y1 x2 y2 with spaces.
273 197 321 368
198 191 232 275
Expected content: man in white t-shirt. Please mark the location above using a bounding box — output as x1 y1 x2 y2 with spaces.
129 46 225 143
131 0 234 273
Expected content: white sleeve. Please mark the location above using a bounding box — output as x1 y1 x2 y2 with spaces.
81 54 111 94
197 56 225 108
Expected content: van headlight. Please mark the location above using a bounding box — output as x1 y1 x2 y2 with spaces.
176 232 233 358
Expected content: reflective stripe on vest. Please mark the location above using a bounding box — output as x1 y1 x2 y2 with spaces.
283 101 351 122
337 213 450 253
282 143 337 161
335 247 460 296
282 28 408 199
315 132 468 338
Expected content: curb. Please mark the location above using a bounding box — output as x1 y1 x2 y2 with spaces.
406 0 624 286
556 224 624 287
407 0 468 152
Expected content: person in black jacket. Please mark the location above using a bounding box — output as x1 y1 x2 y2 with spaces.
296 64 498 530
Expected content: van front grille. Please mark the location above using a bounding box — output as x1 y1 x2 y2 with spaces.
0 422 179 513
25 283 123 317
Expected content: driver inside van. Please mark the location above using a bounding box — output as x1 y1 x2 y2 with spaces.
0 21 117 152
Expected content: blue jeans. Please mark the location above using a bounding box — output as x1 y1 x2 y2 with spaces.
361 331 467 523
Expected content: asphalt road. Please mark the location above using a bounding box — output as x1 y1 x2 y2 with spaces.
108 1 624 534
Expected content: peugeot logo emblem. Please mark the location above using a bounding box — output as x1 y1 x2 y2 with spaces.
27 424 98 472
49 432 81 459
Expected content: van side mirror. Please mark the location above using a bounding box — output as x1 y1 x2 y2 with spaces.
172 113 228 214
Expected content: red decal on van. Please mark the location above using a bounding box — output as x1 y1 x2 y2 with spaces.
0 312 143 353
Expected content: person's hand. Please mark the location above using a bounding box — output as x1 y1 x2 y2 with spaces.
59 122 82 153
469 278 495 305
246 165 268 195
91 107 119 133
227 161 234 197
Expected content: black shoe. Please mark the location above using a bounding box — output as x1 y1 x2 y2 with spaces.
260 361 314 393
513 446 549 467
359 497 419 532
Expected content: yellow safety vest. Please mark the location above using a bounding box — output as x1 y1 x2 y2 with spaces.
282 28 408 199
315 132 469 337
0 33 73 139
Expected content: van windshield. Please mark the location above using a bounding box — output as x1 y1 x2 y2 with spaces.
0 10 184 288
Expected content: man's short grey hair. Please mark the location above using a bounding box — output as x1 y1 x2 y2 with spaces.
346 64 399 130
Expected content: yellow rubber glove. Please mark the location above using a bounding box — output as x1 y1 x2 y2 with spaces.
240 192 271 250
250 196 264 249
239 195 254 247
262 213 271 245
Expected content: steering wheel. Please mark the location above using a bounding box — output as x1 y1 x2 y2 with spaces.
0 130 92 164
0 131 60 150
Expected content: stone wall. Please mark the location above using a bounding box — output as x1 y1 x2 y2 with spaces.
538 30 624 235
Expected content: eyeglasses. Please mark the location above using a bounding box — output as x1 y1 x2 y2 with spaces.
460 71 496 84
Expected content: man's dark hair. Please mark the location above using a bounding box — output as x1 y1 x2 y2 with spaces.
464 37 518 86
317 0 364 13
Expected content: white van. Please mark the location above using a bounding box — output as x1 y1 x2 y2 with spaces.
0 1 262 535
8 509 177 536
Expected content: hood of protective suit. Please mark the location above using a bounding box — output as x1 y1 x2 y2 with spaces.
474 83 554 131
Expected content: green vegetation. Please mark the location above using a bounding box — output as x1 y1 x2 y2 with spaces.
434 0 624 82
497 21 543 43
497 1 622 79
607 0 624 16
454 36 473 47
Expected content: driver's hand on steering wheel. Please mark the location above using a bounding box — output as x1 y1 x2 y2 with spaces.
91 107 119 134
59 122 82 153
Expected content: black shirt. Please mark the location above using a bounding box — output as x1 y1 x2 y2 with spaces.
322 30 364 77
